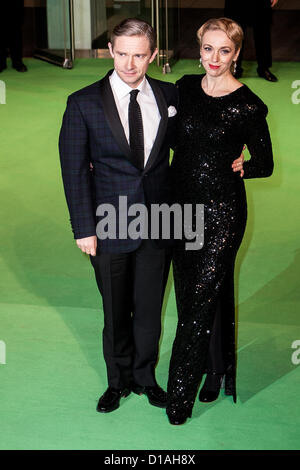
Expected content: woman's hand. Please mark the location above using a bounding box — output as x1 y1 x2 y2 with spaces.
232 145 245 178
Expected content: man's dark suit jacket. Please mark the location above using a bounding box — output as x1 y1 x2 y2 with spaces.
59 70 178 253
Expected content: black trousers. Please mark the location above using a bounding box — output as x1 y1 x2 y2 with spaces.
235 21 272 73
224 0 273 72
0 1 24 67
90 240 171 389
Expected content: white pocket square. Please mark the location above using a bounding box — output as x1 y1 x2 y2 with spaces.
168 105 177 117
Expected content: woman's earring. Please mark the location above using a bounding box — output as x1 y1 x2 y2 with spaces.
199 57 202 68
233 60 237 75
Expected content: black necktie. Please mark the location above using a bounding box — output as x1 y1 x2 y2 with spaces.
128 89 144 170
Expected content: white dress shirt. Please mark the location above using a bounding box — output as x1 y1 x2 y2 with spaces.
109 70 161 166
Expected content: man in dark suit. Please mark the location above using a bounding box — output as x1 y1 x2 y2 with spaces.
59 18 178 413
59 18 244 414
224 0 278 82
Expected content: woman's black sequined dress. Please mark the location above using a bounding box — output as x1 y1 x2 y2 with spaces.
167 74 273 418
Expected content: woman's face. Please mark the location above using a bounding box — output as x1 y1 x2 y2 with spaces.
200 29 239 77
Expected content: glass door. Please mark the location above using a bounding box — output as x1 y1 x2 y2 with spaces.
32 0 181 71
33 0 75 68
91 0 153 57
90 0 181 71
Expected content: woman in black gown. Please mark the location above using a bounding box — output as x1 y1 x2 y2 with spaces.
166 18 274 425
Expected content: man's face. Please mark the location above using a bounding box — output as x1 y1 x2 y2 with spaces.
108 35 158 88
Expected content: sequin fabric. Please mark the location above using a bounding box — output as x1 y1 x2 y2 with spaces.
166 74 273 418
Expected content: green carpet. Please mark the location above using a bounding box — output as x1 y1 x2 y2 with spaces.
0 58 299 450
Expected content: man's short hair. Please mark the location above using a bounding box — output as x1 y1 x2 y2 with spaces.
110 18 157 54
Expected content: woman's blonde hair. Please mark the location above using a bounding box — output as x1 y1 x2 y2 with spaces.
197 17 244 52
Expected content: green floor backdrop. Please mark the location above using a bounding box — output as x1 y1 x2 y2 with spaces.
0 58 299 450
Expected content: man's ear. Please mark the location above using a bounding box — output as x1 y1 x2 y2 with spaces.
149 47 158 64
108 42 114 58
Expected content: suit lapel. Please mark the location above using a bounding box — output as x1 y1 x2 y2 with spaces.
99 71 135 165
144 76 168 172
99 71 168 172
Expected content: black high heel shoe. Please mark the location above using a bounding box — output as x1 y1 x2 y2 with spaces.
167 408 192 425
199 373 224 403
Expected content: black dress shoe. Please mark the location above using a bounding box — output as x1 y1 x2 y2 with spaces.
199 374 224 403
96 387 130 413
13 62 28 73
257 68 278 82
132 383 167 408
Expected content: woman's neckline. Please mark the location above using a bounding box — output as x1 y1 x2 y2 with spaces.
200 74 245 99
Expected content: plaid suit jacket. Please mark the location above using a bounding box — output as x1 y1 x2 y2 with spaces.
59 70 178 253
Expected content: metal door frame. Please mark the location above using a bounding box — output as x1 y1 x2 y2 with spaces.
33 0 75 69
154 0 180 73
